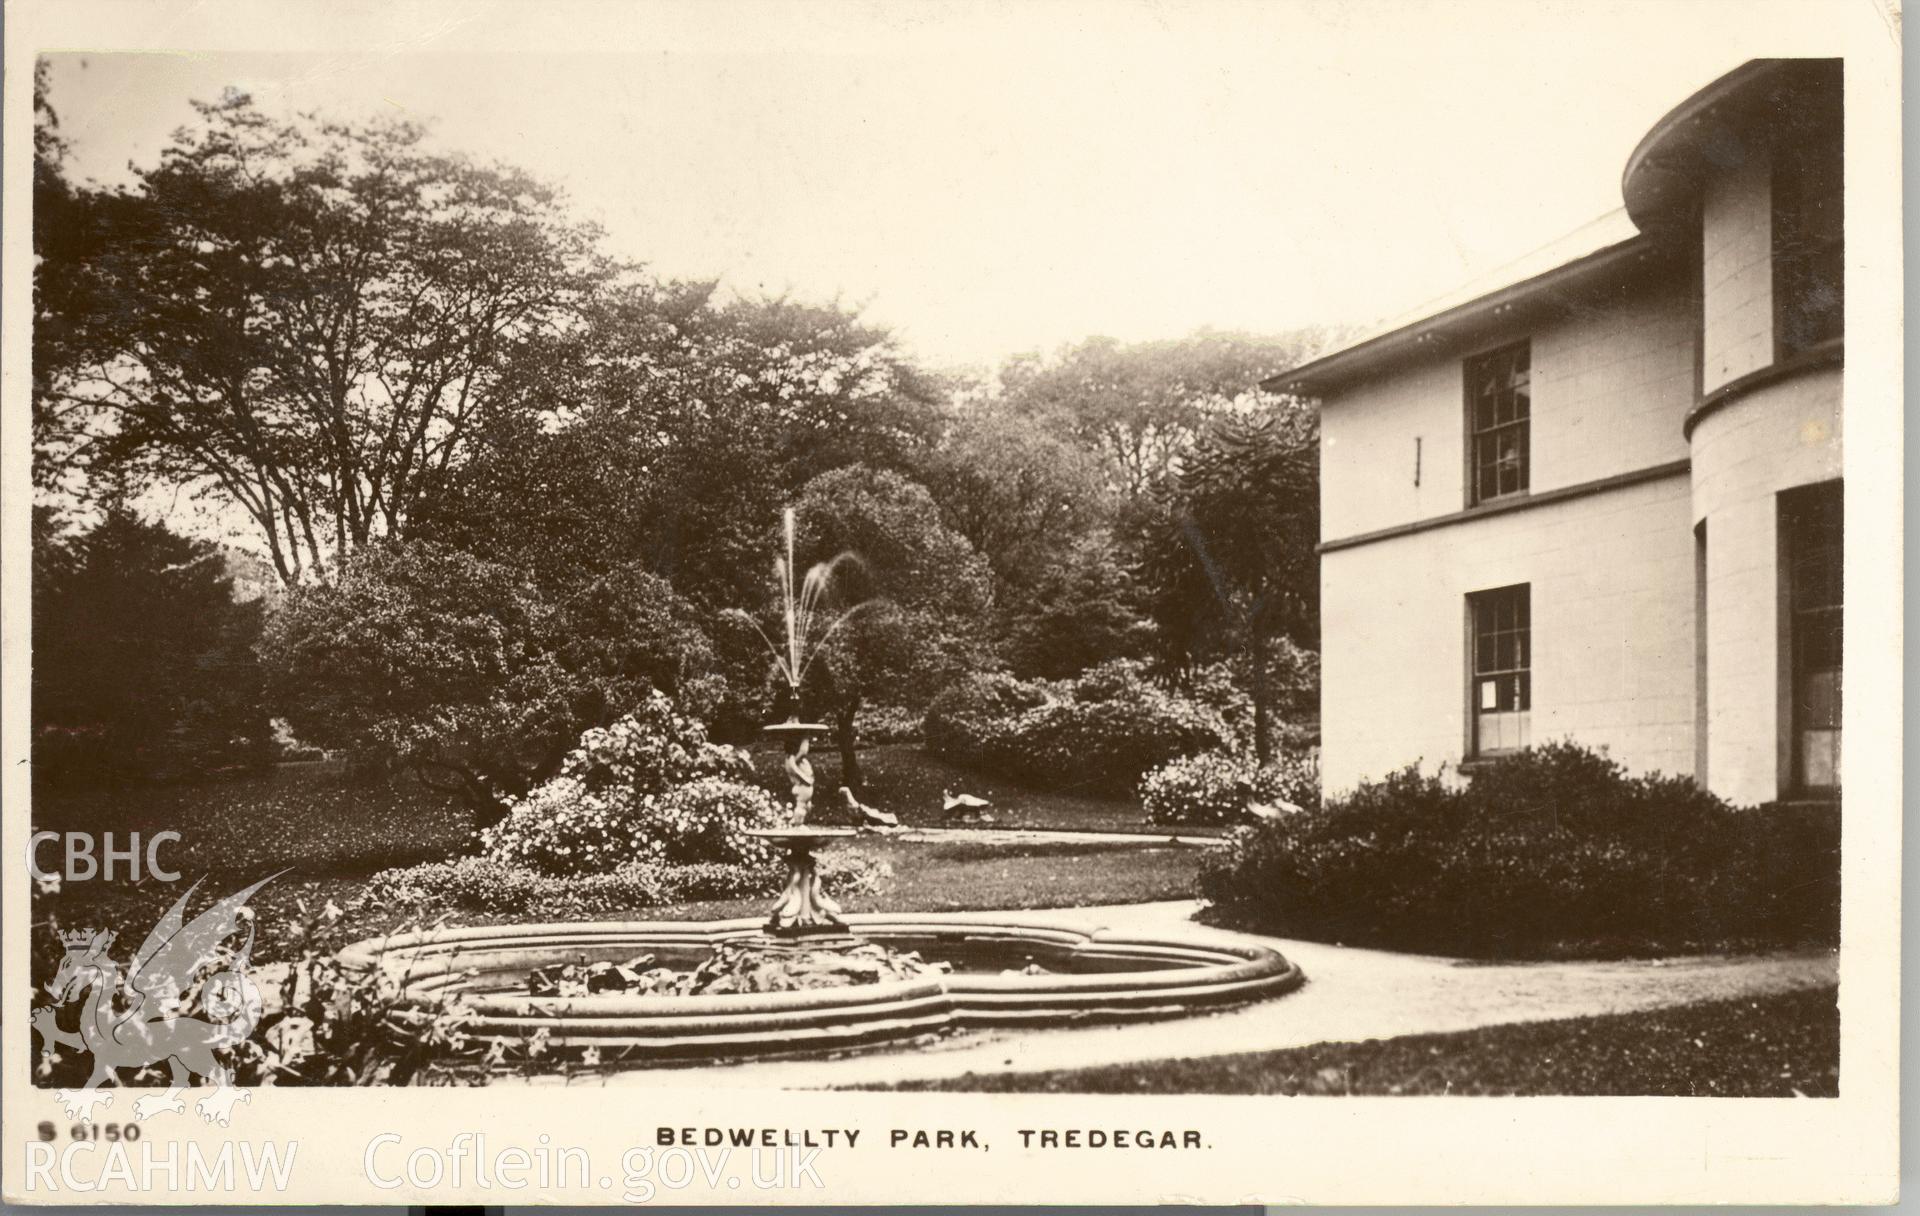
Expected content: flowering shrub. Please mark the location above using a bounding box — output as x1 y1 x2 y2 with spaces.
1008 690 1231 797
1065 658 1156 702
484 775 786 876
559 690 754 797
367 850 890 918
480 692 778 876
924 661 1233 797
1197 741 1840 958
644 778 785 866
1140 751 1321 826
483 777 643 875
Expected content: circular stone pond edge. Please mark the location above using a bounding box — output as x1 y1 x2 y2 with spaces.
340 913 1305 1056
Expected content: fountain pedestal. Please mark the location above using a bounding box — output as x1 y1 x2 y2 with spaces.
745 827 856 937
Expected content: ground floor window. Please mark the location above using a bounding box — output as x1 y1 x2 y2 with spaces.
1782 481 1842 792
1469 583 1531 756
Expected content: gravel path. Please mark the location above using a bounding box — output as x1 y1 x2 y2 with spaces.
547 900 1835 1089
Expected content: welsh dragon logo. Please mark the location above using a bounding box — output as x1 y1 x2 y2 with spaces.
34 874 279 1126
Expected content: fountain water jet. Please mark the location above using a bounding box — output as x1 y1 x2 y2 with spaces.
743 507 871 736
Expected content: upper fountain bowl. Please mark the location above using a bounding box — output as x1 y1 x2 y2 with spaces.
763 719 831 741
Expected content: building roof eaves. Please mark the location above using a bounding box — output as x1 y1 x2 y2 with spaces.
1262 220 1652 397
1620 58 1825 233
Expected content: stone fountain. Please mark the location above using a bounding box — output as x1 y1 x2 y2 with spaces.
340 507 1304 1064
746 508 866 939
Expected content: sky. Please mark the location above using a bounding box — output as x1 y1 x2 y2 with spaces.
36 6 1799 372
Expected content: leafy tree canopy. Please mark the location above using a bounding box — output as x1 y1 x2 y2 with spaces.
36 89 612 584
996 329 1325 500
1139 405 1319 761
916 395 1108 590
412 286 947 612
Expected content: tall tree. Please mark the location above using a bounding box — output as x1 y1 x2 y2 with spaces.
32 59 122 499
36 89 610 584
411 284 946 613
1001 531 1155 679
783 467 995 790
916 397 1107 589
33 506 269 784
998 329 1321 501
1140 406 1318 763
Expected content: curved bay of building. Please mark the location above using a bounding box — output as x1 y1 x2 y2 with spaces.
1292 58 1843 808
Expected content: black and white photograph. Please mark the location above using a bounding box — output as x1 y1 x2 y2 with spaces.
1 0 1902 1206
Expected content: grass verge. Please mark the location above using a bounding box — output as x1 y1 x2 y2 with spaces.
31 766 1201 970
750 742 1220 836
874 986 1839 1096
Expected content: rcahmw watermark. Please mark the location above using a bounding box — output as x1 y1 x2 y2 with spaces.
22 1138 298 1193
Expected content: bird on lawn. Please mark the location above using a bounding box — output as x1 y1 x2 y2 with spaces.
942 788 991 815
839 786 900 828
1246 798 1304 823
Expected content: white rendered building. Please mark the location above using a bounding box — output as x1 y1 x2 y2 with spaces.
1271 59 1843 807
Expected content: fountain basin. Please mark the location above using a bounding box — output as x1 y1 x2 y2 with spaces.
339 913 1304 1059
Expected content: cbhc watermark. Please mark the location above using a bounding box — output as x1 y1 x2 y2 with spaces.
29 832 181 883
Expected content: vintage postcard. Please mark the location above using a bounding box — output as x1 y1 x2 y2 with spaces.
1 0 1903 1205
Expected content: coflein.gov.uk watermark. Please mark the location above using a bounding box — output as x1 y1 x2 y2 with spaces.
366 1133 827 1202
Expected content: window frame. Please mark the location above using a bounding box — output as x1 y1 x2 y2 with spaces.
1780 481 1842 795
1463 340 1533 507
1771 110 1844 363
1466 582 1532 759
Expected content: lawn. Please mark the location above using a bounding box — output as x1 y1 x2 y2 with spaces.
854 838 1198 913
877 986 1840 1096
30 763 1201 972
748 741 1220 836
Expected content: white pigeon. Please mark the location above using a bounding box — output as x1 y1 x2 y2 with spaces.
942 788 992 814
1247 798 1304 822
840 786 900 828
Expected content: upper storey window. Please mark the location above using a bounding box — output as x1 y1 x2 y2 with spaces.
1773 130 1844 357
1466 340 1530 505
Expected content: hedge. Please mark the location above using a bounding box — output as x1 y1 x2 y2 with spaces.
1197 741 1840 958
